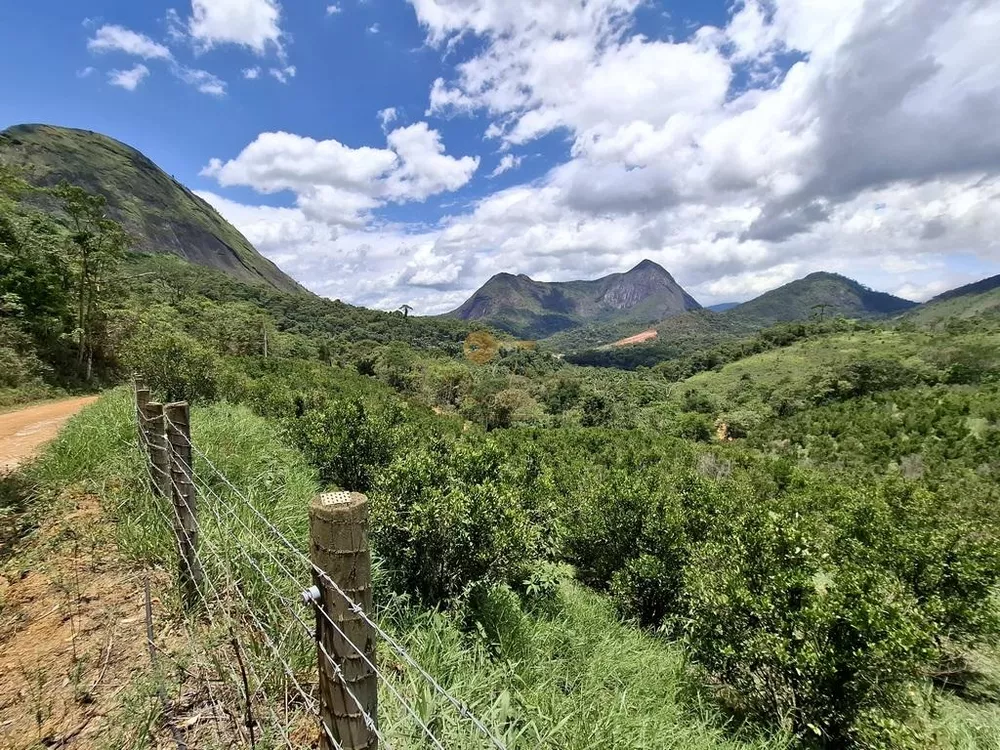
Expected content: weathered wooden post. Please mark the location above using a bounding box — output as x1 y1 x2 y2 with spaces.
165 401 202 607
140 401 171 498
309 492 378 750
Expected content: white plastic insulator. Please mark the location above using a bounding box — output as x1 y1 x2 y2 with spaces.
301 585 321 605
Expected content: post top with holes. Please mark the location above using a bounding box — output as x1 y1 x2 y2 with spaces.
311 491 368 523
318 491 363 507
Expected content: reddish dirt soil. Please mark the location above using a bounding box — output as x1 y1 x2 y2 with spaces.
0 397 99 474
0 494 173 749
609 329 658 348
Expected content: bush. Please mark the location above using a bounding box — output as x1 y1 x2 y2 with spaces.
123 325 219 402
293 397 405 493
682 497 935 746
371 437 539 606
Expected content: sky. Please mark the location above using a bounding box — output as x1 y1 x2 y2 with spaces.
2 0 1000 314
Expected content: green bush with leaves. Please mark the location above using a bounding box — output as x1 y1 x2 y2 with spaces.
371 437 539 605
293 396 407 493
122 322 219 402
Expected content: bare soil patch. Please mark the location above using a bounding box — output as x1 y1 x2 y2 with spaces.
0 492 172 749
0 398 99 474
607 329 658 348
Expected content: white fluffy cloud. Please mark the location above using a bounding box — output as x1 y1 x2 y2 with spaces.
202 124 479 225
489 154 521 177
188 0 284 54
107 64 150 91
85 21 231 97
243 67 261 80
269 65 296 84
199 0 1000 313
88 25 172 59
383 123 480 200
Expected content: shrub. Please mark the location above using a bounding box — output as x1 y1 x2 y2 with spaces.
293 397 405 493
123 325 219 402
371 438 539 605
681 498 935 746
674 412 713 441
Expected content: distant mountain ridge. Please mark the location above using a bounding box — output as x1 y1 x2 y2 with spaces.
0 123 304 295
445 260 701 338
927 273 1000 304
546 270 919 366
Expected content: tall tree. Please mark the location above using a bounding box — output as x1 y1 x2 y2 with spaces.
53 182 128 380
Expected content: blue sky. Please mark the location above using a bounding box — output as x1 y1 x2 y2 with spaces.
2 0 999 313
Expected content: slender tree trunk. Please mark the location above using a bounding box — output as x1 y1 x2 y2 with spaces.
77 247 88 374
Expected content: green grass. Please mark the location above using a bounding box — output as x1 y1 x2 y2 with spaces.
16 389 788 749
15 389 1000 748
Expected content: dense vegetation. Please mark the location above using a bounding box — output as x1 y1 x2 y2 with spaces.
117 304 1000 747
4 160 1000 747
550 273 918 370
0 123 302 293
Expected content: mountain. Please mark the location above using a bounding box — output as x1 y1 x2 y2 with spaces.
556 271 919 368
707 302 739 312
0 123 304 294
904 274 1000 327
728 272 916 324
927 274 1000 305
445 260 701 339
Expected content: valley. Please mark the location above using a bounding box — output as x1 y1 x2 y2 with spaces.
2 124 999 749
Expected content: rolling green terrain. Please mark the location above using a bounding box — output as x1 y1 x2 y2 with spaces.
445 259 701 338
3 127 1000 748
0 123 303 293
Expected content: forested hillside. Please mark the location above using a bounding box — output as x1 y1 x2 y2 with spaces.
0 124 303 293
553 273 918 368
4 154 1000 748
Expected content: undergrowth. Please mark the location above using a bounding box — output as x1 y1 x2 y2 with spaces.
16 388 1000 749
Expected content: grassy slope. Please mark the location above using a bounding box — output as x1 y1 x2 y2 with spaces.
904 287 1000 326
666 326 1000 425
6 390 785 749
0 123 303 294
546 273 917 363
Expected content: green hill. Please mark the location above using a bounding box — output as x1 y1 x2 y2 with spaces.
928 273 1000 304
555 272 917 368
729 271 916 324
0 123 304 294
444 260 701 339
902 275 1000 327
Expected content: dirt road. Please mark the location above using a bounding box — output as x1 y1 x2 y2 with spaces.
0 396 99 473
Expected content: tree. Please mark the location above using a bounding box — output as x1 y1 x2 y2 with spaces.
53 182 128 380
464 331 500 365
398 303 413 318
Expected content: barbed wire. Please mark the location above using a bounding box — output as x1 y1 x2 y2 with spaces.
142 399 510 750
150 497 304 749
164 416 508 749
170 461 388 750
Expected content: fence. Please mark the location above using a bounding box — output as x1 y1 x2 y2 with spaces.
133 382 508 750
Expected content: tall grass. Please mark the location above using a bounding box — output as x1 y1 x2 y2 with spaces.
22 389 789 748
23 389 999 748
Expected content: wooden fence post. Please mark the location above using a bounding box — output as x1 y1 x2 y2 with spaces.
310 492 378 750
165 401 202 607
140 401 171 498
